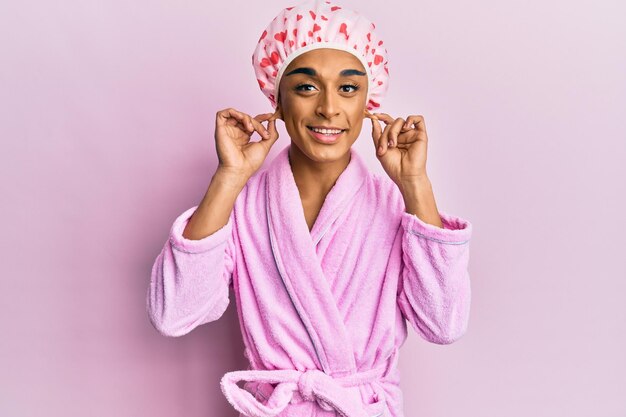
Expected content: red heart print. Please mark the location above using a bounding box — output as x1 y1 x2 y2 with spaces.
289 40 294 47
260 58 271 68
374 55 383 65
309 10 316 19
339 23 348 38
331 6 341 11
257 79 265 88
296 14 303 20
270 51 280 64
274 31 287 42
312 23 321 32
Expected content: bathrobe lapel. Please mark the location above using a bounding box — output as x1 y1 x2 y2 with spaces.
265 145 369 376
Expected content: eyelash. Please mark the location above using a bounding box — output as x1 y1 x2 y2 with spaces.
295 83 360 93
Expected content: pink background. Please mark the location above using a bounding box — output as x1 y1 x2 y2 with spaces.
1 0 625 416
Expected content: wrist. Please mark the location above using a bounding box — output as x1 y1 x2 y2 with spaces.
212 167 249 191
399 174 431 194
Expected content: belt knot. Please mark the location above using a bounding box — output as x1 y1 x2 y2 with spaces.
297 369 334 411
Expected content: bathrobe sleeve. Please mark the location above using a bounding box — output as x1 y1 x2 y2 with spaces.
397 211 473 345
147 205 236 337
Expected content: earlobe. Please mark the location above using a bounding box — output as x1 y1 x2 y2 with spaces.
273 105 283 121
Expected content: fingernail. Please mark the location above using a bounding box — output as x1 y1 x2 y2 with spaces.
378 145 384 154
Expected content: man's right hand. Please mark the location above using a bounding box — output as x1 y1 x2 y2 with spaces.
214 107 282 184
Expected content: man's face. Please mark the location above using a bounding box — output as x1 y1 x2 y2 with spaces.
277 48 368 162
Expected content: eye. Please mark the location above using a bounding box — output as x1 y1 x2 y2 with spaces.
294 83 360 94
340 83 360 93
295 83 317 92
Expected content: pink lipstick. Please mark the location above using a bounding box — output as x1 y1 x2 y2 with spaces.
307 126 345 144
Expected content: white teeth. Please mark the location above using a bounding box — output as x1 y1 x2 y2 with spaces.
310 127 343 135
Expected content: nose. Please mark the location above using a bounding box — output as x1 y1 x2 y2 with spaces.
316 90 340 119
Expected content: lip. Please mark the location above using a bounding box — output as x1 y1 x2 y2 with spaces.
306 126 346 144
308 125 345 130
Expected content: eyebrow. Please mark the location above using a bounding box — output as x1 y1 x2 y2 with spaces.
284 67 366 77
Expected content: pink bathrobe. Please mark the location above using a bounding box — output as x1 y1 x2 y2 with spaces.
147 144 473 417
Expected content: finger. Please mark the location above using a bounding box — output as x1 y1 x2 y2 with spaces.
242 114 256 134
226 110 254 134
370 116 383 150
249 115 270 139
388 117 405 148
378 122 392 156
254 112 274 122
217 108 254 136
401 117 414 131
374 112 395 125
216 108 247 127
224 116 247 133
265 118 280 145
363 109 377 120
254 113 274 140
268 107 282 122
403 115 426 134
224 117 241 127
402 115 428 145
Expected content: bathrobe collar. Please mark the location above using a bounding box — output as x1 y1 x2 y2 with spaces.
265 144 370 376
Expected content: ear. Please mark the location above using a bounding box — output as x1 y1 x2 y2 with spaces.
272 101 284 121
363 109 376 119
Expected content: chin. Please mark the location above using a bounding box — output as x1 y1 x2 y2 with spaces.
295 137 354 163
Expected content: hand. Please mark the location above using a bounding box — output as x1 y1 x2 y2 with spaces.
364 110 429 188
214 106 282 181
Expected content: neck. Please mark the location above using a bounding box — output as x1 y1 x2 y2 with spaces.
288 144 351 200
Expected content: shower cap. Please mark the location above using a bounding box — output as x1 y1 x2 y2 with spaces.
252 0 390 111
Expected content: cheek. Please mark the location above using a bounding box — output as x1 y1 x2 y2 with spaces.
280 92 300 116
351 119 364 137
350 104 366 125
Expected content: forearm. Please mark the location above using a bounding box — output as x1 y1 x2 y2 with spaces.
183 169 247 240
400 175 443 228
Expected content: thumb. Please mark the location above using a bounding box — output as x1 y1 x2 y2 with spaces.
264 118 280 147
370 115 382 150
269 105 283 122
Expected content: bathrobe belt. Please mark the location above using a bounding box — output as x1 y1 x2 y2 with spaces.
220 350 398 417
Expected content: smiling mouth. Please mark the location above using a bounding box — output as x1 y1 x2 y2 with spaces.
306 126 347 135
